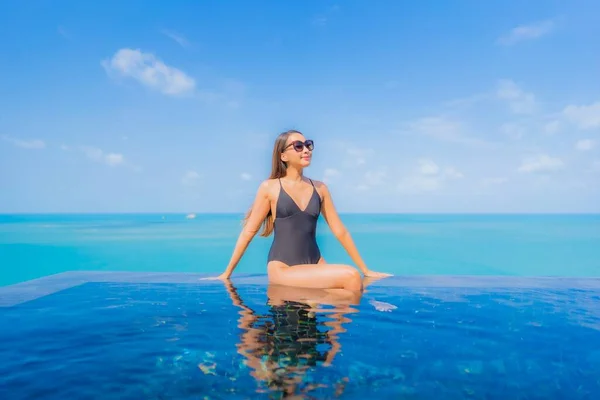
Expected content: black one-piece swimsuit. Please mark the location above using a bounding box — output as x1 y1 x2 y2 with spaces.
267 178 322 266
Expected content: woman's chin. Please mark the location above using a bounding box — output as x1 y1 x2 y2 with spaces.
300 158 312 167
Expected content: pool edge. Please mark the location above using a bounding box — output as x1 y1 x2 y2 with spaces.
1 271 600 308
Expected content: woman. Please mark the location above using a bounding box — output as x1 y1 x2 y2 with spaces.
208 129 391 291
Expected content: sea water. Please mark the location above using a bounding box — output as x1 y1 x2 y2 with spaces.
1 213 599 287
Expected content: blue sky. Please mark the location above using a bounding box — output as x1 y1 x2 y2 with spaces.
1 0 599 213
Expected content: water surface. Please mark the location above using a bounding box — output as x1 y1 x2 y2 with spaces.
1 276 599 399
1 213 599 286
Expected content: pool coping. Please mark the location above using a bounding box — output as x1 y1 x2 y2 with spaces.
1 271 600 308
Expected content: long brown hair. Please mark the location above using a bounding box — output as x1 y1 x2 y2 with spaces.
242 130 300 237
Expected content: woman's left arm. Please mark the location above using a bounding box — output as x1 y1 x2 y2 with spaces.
319 182 390 277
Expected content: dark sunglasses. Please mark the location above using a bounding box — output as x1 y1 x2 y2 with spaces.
284 139 314 152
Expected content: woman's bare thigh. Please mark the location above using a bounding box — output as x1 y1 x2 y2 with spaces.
267 259 363 292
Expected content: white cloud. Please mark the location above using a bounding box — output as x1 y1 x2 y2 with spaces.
312 16 327 26
181 170 201 186
79 146 125 167
418 158 440 175
563 102 600 130
443 167 464 180
496 79 536 114
575 139 595 151
518 154 564 173
1 134 45 149
323 168 340 183
497 20 555 46
105 153 124 166
500 122 526 140
410 117 462 142
482 177 508 186
544 120 561 135
364 169 387 186
350 167 387 191
311 5 338 26
398 176 441 193
240 172 252 181
102 48 195 96
80 146 104 161
417 159 463 179
346 147 374 165
407 116 492 147
161 29 190 48
444 93 491 108
398 159 463 194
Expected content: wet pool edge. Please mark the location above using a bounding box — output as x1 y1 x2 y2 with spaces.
2 271 600 307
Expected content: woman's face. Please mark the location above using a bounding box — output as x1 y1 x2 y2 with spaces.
281 133 314 168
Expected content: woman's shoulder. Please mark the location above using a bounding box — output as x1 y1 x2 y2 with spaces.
261 178 279 187
307 177 327 188
256 179 280 198
307 178 330 198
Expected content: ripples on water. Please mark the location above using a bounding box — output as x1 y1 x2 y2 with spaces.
1 281 600 399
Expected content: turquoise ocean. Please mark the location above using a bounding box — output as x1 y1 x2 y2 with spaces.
1 213 599 287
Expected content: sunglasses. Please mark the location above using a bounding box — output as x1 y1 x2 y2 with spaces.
284 139 314 152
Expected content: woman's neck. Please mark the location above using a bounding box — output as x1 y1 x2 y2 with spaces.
283 167 303 182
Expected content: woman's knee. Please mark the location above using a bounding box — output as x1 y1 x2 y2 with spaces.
340 266 362 291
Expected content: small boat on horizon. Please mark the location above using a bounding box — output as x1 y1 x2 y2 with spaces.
185 213 196 219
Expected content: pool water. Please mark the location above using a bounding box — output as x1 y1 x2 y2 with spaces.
1 274 600 399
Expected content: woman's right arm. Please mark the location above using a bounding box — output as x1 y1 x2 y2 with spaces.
218 180 271 279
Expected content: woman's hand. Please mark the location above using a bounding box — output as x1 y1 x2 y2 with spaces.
199 272 231 281
364 270 392 278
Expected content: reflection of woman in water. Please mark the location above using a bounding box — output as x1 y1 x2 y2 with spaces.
223 281 358 398
204 130 391 291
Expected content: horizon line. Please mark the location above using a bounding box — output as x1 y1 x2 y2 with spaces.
1 211 599 216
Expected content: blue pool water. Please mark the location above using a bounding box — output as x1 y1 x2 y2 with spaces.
1 213 600 287
1 273 599 399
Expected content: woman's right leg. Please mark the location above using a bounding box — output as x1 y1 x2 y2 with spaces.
267 261 363 292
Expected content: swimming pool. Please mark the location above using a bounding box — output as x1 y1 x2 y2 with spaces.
1 272 599 399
